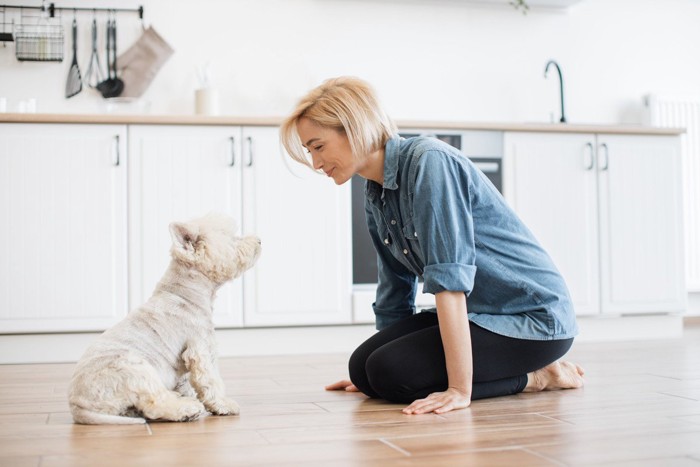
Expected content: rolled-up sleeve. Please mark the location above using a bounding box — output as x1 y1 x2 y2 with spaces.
366 200 418 330
412 151 477 295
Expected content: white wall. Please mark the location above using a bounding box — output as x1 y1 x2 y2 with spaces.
1 0 699 123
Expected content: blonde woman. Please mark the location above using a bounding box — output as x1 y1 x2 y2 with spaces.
281 77 585 415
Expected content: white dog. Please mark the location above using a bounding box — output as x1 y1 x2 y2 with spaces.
68 213 261 424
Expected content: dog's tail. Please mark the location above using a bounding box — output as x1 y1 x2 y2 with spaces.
71 407 147 425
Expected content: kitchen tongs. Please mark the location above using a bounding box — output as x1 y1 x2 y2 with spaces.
84 18 104 88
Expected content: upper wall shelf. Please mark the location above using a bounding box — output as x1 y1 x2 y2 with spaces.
391 0 582 10
466 0 582 7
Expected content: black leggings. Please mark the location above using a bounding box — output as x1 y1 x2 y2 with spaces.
349 312 573 403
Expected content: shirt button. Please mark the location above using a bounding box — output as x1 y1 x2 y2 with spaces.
391 219 397 225
384 238 390 245
403 249 408 255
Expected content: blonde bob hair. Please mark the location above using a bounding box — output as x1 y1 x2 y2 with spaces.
280 76 397 169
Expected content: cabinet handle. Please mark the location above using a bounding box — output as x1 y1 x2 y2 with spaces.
246 136 254 167
229 136 236 167
584 142 594 170
599 143 609 171
113 134 120 167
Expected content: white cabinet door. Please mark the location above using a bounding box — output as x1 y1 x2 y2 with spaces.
504 132 600 316
0 123 127 332
241 126 352 326
598 134 685 314
128 125 245 328
505 131 686 317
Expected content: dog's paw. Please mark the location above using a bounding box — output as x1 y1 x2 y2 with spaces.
207 397 240 416
177 397 206 422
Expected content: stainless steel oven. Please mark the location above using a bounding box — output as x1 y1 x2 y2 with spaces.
352 130 504 285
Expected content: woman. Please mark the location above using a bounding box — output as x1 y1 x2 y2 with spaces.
280 77 584 415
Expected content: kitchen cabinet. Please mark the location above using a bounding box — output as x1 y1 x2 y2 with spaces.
239 126 352 326
0 123 128 332
1 116 683 342
128 125 245 327
504 132 685 316
128 125 352 328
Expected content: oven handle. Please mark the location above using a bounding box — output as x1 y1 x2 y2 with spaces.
472 161 500 173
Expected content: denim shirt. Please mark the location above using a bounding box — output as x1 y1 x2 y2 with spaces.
366 136 578 341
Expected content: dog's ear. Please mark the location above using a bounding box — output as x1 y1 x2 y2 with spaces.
169 222 200 259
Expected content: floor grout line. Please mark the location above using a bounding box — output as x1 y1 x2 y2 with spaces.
656 391 700 402
537 413 577 425
522 447 568 466
379 438 412 457
312 402 332 413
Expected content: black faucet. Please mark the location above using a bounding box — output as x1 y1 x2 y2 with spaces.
544 60 566 123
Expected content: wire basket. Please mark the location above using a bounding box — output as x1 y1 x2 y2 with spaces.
1 20 13 43
14 20 64 62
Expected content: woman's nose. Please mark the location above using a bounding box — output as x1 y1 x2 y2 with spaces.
311 153 323 170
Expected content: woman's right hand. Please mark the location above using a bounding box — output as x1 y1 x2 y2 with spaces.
325 379 359 392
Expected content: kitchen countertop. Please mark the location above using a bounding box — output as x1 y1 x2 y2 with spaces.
0 113 685 135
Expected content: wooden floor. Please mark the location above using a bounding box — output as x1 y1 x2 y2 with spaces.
1 327 700 467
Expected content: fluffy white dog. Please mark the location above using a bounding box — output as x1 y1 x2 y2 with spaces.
68 213 261 424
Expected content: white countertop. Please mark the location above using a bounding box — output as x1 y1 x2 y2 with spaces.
0 113 685 136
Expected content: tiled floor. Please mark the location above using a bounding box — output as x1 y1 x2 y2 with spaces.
1 326 699 466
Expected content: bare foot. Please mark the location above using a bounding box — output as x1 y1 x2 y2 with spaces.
523 361 585 392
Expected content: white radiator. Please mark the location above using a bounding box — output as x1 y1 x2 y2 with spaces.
646 95 700 291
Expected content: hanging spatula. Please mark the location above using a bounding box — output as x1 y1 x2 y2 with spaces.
65 18 82 98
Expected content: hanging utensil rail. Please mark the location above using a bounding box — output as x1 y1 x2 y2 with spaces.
0 3 144 20
1 2 144 60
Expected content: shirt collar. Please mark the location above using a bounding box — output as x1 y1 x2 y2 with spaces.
382 136 401 191
366 135 401 199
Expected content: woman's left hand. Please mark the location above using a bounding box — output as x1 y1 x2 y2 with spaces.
402 387 471 415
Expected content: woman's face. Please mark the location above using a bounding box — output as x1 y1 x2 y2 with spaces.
296 117 359 185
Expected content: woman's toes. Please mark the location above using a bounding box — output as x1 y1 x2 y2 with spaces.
555 361 585 389
525 361 585 392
